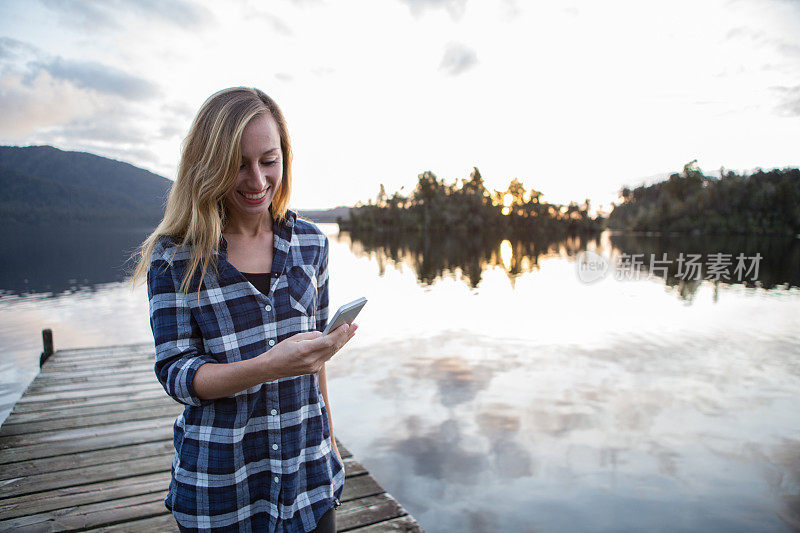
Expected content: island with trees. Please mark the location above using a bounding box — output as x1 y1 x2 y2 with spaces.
608 161 800 236
338 167 604 236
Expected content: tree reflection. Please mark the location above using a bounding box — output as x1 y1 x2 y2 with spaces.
610 233 800 301
338 228 800 302
338 229 600 287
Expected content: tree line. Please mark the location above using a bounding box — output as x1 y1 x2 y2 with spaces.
338 167 603 236
608 161 800 236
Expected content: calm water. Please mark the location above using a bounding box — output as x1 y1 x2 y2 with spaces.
1 224 798 533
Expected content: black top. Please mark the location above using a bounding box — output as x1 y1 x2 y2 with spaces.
241 272 278 296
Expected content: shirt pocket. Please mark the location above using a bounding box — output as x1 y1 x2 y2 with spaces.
286 264 318 317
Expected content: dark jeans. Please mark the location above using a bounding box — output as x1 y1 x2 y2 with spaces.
176 507 336 532
312 506 336 533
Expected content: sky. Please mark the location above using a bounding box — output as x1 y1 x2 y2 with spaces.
0 0 799 211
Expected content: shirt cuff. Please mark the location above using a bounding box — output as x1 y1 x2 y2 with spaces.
166 353 217 406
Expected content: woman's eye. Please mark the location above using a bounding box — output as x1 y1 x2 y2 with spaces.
261 160 277 166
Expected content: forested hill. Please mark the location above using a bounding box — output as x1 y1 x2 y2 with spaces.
0 145 171 228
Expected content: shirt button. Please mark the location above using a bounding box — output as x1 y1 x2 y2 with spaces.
272 444 279 450
273 476 280 483
271 409 277 415
265 304 272 312
268 339 276 346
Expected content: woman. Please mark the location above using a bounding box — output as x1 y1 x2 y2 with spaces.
132 87 355 532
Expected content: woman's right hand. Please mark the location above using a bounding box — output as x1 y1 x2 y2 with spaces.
261 323 358 380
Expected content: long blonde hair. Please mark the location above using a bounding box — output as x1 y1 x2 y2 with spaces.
131 87 293 295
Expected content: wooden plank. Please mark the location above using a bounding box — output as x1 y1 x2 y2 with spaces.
39 355 151 370
43 350 149 362
0 422 174 465
336 440 352 458
39 358 152 372
6 491 414 532
39 359 143 370
16 383 163 404
0 438 349 482
9 389 166 414
26 377 159 395
340 474 384 502
0 404 180 437
347 515 424 533
336 494 406 532
41 359 151 372
32 364 153 382
0 473 171 521
26 374 161 396
0 417 177 449
341 458 367 477
0 453 174 499
49 344 152 359
93 512 177 532
53 343 152 356
3 397 177 425
0 492 168 532
0 441 174 480
92 513 423 533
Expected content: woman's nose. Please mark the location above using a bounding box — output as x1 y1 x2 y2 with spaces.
245 163 265 187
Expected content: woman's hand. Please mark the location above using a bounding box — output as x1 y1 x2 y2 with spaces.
260 323 358 380
192 324 358 400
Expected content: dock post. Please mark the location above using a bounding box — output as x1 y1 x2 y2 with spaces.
40 328 54 367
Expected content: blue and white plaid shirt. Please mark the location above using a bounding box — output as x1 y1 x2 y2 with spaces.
147 209 344 532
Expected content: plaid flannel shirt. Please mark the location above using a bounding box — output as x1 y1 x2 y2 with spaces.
147 209 344 532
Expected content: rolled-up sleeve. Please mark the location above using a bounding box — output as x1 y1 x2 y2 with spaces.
147 259 217 406
315 235 329 333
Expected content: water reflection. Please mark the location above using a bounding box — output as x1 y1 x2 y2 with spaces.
610 233 800 296
345 330 800 532
340 229 800 299
1 223 798 532
0 225 152 296
337 230 593 288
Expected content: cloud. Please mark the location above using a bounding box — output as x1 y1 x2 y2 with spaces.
39 0 213 31
0 37 39 62
439 42 478 76
44 116 148 145
0 59 158 164
161 101 196 122
0 71 97 138
159 124 184 139
285 0 323 6
398 0 468 20
1 37 158 102
725 26 762 41
311 66 334 77
773 84 800 116
253 12 294 36
726 25 800 59
27 57 159 101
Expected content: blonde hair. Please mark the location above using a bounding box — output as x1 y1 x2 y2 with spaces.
131 87 293 295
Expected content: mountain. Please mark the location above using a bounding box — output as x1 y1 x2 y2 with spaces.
296 206 351 223
0 145 171 228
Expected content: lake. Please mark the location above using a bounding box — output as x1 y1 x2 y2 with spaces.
1 224 798 533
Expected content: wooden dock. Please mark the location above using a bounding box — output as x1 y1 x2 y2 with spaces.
0 341 424 532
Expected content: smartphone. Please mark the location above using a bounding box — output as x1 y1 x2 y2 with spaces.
322 297 367 336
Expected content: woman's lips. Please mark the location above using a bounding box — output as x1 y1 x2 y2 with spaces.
238 187 269 205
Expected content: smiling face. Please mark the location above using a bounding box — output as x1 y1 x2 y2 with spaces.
223 112 283 225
